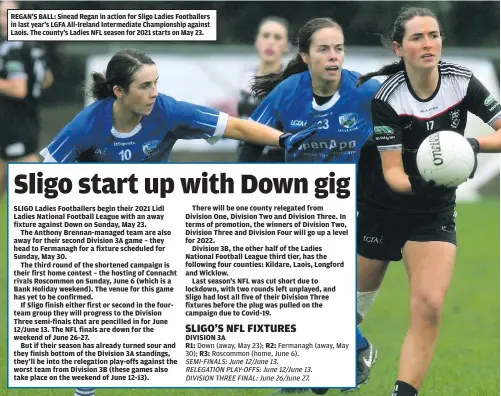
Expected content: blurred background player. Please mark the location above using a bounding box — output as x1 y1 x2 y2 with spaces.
248 17 380 394
237 16 289 163
0 0 53 198
356 6 501 396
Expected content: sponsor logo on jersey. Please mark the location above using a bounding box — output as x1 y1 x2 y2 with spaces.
291 120 307 127
339 112 359 128
420 106 438 113
300 139 356 152
489 103 499 112
114 141 135 146
484 94 495 106
375 135 395 141
374 126 394 135
313 112 330 118
143 140 161 156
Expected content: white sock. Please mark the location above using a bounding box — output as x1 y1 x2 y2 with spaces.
357 289 379 320
75 388 95 396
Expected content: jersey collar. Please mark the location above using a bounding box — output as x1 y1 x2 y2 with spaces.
304 69 345 111
106 98 143 138
404 62 442 103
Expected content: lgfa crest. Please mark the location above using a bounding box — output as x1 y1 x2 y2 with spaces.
339 112 359 128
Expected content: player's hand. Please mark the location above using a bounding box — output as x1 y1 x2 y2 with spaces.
466 138 480 178
279 129 317 152
409 175 454 198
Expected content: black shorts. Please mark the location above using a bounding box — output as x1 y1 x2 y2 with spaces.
0 103 40 160
0 123 39 160
357 210 457 262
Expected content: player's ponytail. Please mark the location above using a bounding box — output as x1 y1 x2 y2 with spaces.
88 72 114 101
251 17 343 100
357 6 444 87
251 54 307 100
357 59 405 86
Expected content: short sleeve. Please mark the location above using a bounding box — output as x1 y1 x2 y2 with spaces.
170 101 228 145
40 117 91 163
464 75 501 127
249 90 280 129
371 99 402 152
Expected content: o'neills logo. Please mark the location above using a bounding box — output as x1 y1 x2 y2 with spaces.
428 133 443 165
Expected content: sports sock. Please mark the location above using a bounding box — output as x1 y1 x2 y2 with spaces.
391 380 418 396
75 388 95 396
356 326 368 350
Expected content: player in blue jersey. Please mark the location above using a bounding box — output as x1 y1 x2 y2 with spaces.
40 49 315 165
247 18 381 394
248 20 378 165
41 49 317 396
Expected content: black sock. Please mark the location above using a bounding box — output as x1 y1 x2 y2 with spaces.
392 380 418 396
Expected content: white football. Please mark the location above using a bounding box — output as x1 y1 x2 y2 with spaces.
416 131 476 188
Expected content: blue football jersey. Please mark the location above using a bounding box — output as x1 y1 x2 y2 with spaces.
40 93 228 162
250 70 381 163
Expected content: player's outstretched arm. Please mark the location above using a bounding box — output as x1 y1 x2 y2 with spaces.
224 117 282 146
223 116 314 151
474 118 501 153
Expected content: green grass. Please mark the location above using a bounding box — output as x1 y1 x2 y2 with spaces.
1 199 499 396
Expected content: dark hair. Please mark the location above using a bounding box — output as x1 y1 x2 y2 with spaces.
86 49 155 101
251 17 343 100
357 6 444 86
256 16 290 36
